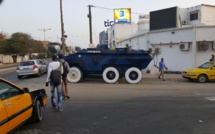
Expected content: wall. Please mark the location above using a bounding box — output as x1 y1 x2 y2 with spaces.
201 5 215 25
110 5 215 72
109 23 138 48
117 25 215 72
0 54 23 63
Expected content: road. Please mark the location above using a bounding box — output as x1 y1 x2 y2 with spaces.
1 71 215 134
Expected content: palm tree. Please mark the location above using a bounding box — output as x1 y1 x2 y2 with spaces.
151 47 162 68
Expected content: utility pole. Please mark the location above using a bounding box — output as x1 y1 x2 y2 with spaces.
60 0 66 55
87 5 93 46
38 28 51 41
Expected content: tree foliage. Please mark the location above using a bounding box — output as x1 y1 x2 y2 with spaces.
48 46 57 55
3 32 33 56
0 32 48 62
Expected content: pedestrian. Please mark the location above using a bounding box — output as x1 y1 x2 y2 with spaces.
45 55 64 111
209 54 214 61
158 58 168 81
58 54 70 100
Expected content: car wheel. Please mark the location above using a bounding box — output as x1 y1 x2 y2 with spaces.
197 74 208 83
102 67 119 84
125 67 142 84
44 68 47 74
37 70 41 77
17 75 22 79
67 67 82 83
31 100 42 122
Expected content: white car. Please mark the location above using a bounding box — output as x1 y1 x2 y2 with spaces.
16 59 47 79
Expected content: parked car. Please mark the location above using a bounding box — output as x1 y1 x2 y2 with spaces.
182 61 215 83
16 59 47 79
0 77 47 134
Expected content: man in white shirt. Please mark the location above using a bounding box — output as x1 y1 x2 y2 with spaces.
46 55 64 111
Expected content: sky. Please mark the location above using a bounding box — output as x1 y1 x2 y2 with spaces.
1 0 215 49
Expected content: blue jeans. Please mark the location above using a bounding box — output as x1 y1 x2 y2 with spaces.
50 82 63 110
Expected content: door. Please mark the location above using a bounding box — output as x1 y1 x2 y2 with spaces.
0 100 8 134
0 80 32 131
208 64 215 80
37 60 46 73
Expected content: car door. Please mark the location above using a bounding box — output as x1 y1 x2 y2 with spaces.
0 99 8 134
37 60 45 74
0 80 32 132
208 64 215 80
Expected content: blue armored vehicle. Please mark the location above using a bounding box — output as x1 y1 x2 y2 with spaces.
64 48 152 84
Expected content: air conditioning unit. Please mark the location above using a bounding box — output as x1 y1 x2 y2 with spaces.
212 41 215 50
179 43 190 51
198 41 209 50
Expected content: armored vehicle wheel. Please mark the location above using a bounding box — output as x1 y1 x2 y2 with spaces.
102 67 119 84
125 67 142 84
67 67 82 83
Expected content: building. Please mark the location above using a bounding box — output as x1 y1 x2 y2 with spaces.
99 31 108 45
114 4 215 72
108 22 138 48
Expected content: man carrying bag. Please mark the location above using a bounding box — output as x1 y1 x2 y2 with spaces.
46 55 64 111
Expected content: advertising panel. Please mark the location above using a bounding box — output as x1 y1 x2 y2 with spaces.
114 8 131 23
150 7 179 30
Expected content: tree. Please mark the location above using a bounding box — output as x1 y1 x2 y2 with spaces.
31 40 47 53
151 47 162 67
0 32 7 41
1 32 34 62
48 46 57 55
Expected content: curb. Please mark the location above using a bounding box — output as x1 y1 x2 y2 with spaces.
0 67 16 74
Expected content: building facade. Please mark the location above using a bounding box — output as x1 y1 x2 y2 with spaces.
113 4 215 72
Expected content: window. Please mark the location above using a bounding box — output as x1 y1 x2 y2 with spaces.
37 60 42 65
20 61 35 66
190 12 198 21
0 81 21 100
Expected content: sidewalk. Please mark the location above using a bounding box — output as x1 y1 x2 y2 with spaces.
0 63 18 74
0 63 19 68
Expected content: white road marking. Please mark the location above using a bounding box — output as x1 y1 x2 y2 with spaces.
205 97 215 101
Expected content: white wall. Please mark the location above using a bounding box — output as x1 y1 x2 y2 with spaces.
201 5 215 25
111 4 215 72
117 25 215 72
0 54 23 63
109 23 138 48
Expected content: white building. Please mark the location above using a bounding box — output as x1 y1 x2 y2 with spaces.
115 4 215 72
108 22 138 48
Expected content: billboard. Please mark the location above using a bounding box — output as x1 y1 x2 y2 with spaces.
150 7 179 31
114 8 131 23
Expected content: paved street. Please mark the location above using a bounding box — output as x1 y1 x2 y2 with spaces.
1 71 215 134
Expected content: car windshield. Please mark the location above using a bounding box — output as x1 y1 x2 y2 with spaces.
197 62 213 69
20 61 35 66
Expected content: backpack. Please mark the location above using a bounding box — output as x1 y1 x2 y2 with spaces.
50 63 62 86
62 61 69 77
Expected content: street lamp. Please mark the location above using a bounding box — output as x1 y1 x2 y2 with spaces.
38 28 51 41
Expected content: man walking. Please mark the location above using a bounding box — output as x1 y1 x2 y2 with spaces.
46 55 64 111
158 58 168 81
58 54 70 100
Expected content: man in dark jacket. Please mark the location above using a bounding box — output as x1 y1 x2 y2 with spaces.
58 54 70 100
210 54 214 61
